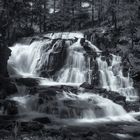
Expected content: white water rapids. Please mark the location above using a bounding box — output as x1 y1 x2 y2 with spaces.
8 32 139 123
97 55 138 102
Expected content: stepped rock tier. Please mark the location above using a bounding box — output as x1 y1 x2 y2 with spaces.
2 32 140 139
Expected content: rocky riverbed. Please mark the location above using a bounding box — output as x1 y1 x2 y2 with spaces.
0 77 140 140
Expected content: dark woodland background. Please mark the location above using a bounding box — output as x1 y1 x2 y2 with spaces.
0 0 140 45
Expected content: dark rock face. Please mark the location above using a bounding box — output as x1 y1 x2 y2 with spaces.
80 38 94 54
33 117 51 124
125 102 140 112
0 44 18 105
15 78 39 87
0 100 18 115
40 39 68 77
91 60 100 87
0 77 17 99
0 46 11 77
80 82 93 89
38 88 58 98
16 121 44 132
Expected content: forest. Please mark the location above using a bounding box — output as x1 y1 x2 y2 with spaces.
0 0 140 45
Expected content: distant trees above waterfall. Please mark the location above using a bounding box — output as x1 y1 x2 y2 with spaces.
0 0 139 45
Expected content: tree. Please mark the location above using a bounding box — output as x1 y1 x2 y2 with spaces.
91 0 94 24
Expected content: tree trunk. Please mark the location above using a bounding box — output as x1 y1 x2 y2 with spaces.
98 0 103 25
43 0 46 32
39 16 42 33
71 0 75 30
91 0 94 24
54 0 56 14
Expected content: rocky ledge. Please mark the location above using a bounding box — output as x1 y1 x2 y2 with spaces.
0 119 140 140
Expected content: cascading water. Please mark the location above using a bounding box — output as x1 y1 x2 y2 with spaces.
58 92 133 121
8 40 52 77
10 91 134 122
8 32 138 123
97 54 138 102
57 39 90 84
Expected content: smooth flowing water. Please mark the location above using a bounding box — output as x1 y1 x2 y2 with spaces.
8 32 138 123
97 54 138 101
57 39 89 84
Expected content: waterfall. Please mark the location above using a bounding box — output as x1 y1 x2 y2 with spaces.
8 32 138 123
8 40 52 77
97 54 138 102
57 39 90 84
8 36 93 85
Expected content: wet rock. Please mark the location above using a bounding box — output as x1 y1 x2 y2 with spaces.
0 120 14 131
33 117 51 124
40 39 67 77
133 73 140 82
39 88 58 97
125 102 140 112
0 77 17 99
104 91 126 104
15 78 39 87
80 82 93 89
127 53 140 77
32 85 78 96
91 72 100 88
19 121 44 132
80 38 94 54
91 78 100 90
118 37 129 45
135 115 140 121
84 88 126 106
0 129 11 139
101 133 121 140
0 115 17 121
121 124 140 137
0 45 11 77
114 95 126 103
122 59 130 77
0 89 7 99
37 87 59 106
0 100 18 115
60 85 78 93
